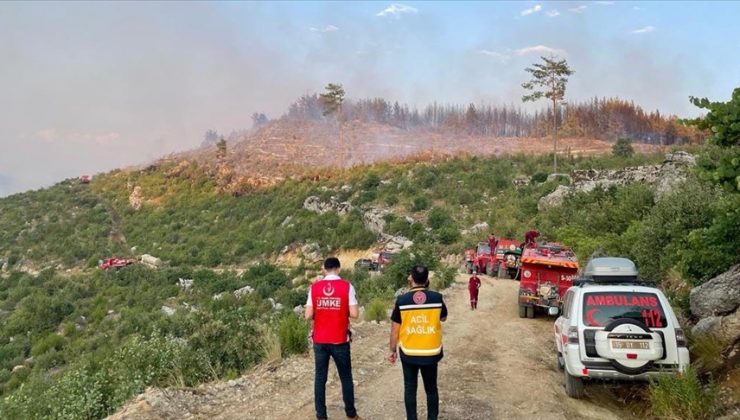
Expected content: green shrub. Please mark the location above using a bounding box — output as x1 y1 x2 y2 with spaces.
278 314 309 356
365 298 387 322
433 266 457 290
427 207 453 230
612 137 635 158
531 172 548 183
436 226 460 245
648 367 721 420
410 195 430 211
31 333 66 357
687 331 726 374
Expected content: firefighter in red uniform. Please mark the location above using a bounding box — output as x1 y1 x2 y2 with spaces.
524 229 540 248
468 271 482 310
488 233 498 256
305 257 362 420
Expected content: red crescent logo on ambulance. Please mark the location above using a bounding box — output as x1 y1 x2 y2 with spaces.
586 308 602 326
323 284 335 296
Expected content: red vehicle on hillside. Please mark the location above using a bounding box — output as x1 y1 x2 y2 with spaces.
518 242 579 319
378 251 396 270
99 257 135 270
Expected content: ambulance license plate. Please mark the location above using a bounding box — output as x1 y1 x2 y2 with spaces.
611 340 649 350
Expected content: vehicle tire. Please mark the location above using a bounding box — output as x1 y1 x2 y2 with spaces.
600 318 657 375
556 351 565 371
486 263 494 276
497 264 508 279
564 369 585 399
518 304 527 318
526 305 535 319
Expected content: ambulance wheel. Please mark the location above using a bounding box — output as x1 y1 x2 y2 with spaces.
518 304 527 318
564 369 585 399
526 305 535 319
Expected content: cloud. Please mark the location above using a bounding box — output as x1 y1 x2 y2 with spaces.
521 4 542 16
547 9 560 17
631 25 656 34
310 25 339 33
595 1 614 4
377 3 418 18
514 45 567 57
476 49 510 63
569 5 587 13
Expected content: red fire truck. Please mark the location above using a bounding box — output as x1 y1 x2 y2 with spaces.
518 242 579 319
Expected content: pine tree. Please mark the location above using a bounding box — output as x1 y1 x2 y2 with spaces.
522 56 575 173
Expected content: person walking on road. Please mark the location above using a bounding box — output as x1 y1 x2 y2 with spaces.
468 271 481 310
388 266 448 420
305 257 362 420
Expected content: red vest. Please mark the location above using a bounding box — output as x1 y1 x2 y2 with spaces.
311 279 351 344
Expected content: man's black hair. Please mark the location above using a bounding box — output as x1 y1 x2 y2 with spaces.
324 257 341 270
410 265 429 285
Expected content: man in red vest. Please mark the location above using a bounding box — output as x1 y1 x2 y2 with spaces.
305 257 362 420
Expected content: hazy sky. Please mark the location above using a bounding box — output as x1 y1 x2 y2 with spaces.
1 1 739 196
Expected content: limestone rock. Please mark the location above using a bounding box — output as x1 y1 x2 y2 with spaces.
129 186 143 210
161 306 176 317
303 196 352 216
363 207 390 235
538 152 696 209
178 278 194 292
690 264 740 318
234 286 255 299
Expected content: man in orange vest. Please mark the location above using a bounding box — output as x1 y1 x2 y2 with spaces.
388 266 448 420
305 257 362 420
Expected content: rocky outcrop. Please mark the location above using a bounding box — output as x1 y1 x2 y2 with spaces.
690 265 740 345
538 151 696 210
234 286 255 299
363 208 390 235
691 265 740 318
141 254 162 268
460 222 489 236
129 186 143 210
303 196 352 216
300 243 323 262
380 234 413 253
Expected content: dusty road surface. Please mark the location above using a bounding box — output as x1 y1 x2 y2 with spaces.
112 275 636 420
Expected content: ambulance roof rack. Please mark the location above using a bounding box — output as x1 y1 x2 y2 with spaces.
573 257 655 287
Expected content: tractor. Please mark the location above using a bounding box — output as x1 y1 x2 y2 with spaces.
470 242 496 275
494 240 523 279
518 242 579 319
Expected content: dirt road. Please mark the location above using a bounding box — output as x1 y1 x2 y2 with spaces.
112 275 634 419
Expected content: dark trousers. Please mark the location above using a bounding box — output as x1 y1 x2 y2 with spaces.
401 361 439 420
313 343 357 419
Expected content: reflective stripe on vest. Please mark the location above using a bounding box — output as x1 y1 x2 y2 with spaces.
398 301 443 357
